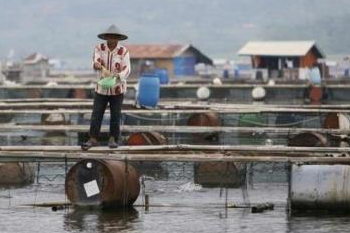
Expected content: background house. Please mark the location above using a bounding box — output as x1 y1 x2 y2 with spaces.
127 44 213 79
22 53 50 79
238 41 325 80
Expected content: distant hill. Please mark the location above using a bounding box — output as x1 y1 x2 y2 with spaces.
0 0 350 67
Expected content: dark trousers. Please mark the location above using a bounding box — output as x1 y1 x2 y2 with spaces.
89 92 124 140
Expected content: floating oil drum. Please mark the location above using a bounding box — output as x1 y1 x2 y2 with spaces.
323 112 340 129
194 162 243 188
290 164 350 211
65 159 140 208
309 86 323 104
127 132 168 178
238 113 268 145
323 113 350 146
41 113 67 125
323 113 350 129
0 163 35 187
127 132 166 145
196 86 211 100
288 132 328 147
187 112 221 126
187 112 221 141
251 86 266 101
0 114 14 123
28 88 41 98
72 88 87 99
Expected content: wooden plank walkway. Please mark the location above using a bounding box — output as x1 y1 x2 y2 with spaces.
0 108 349 114
2 144 350 153
1 84 350 89
0 145 349 163
2 101 350 113
3 98 350 108
0 124 349 134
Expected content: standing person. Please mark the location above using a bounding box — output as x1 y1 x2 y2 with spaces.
223 60 230 79
81 24 131 150
309 63 322 85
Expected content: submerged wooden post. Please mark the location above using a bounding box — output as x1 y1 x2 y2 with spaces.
145 194 149 211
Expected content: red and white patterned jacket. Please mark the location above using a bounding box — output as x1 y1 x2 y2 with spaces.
93 42 131 95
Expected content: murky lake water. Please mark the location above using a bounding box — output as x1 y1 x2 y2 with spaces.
1 108 350 233
1 163 350 233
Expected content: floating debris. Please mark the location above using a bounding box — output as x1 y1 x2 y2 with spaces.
175 182 202 193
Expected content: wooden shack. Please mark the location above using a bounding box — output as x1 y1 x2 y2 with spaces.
23 53 50 80
238 41 325 80
126 44 213 79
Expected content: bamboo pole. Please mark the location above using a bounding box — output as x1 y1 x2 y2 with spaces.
2 98 350 108
0 124 349 134
0 150 349 164
1 83 350 89
1 144 350 154
2 103 350 113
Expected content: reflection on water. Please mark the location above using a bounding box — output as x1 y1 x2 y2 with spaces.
64 208 139 233
287 214 350 233
1 181 350 233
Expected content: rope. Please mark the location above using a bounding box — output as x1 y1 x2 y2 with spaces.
237 115 321 127
126 112 322 128
125 113 189 122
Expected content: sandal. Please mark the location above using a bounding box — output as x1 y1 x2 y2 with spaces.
108 137 119 149
81 139 98 151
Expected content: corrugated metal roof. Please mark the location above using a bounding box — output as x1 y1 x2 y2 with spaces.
238 41 325 57
23 53 48 64
127 44 189 59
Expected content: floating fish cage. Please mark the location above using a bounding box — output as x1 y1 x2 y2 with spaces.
1 85 350 213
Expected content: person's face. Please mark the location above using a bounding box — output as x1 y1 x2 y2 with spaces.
105 35 119 44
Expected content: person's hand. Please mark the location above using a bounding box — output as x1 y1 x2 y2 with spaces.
102 67 112 77
94 62 103 70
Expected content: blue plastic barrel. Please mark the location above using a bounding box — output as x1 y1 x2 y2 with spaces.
137 75 160 108
154 69 169 84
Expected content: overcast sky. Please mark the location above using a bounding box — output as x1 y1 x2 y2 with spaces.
1 0 350 68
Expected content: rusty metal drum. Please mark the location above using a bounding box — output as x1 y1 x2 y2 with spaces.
309 86 323 104
187 112 221 141
41 113 67 125
73 88 87 99
323 113 350 129
288 132 328 147
323 113 350 146
187 112 221 127
290 164 350 210
323 112 340 129
65 159 140 208
0 163 35 187
127 132 167 145
28 88 41 98
194 162 243 188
